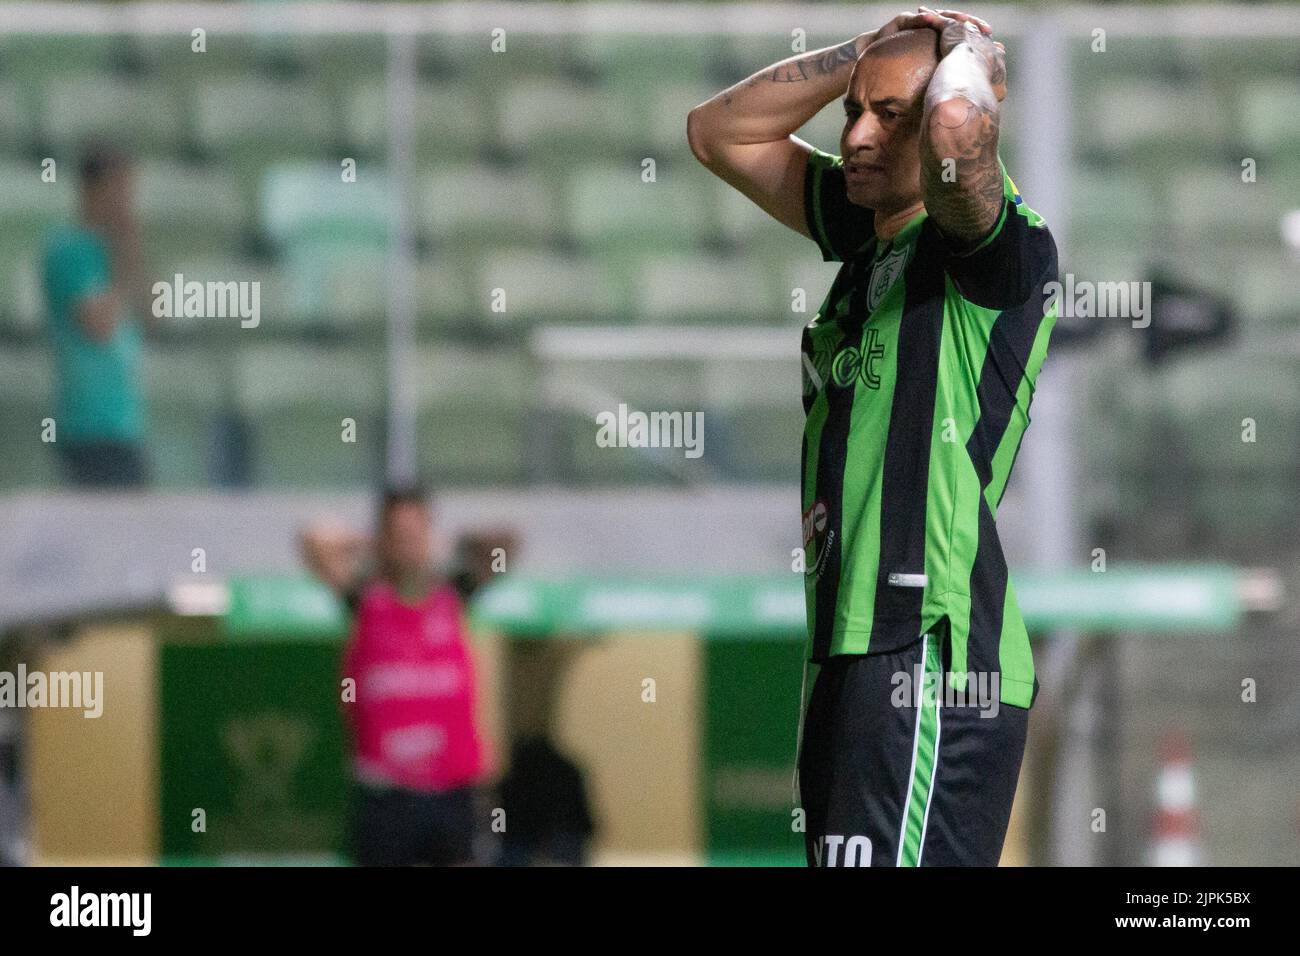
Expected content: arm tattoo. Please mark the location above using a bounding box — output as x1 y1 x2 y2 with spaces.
921 100 1003 246
719 36 861 105
920 38 1005 245
809 39 861 76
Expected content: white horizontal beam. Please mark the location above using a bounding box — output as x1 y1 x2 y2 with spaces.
531 325 796 362
0 3 1296 37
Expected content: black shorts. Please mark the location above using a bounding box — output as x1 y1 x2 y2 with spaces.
349 783 479 866
798 626 1028 867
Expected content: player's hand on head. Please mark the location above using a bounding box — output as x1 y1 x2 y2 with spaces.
919 7 993 36
924 8 1007 102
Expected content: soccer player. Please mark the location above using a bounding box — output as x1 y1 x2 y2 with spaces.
688 8 1058 866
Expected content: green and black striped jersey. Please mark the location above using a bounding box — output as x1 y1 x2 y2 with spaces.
799 147 1058 709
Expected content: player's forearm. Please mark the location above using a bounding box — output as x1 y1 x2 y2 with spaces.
920 33 1004 245
688 33 872 162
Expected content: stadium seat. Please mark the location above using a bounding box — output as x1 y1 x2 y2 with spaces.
136 161 249 245
475 248 622 322
414 346 530 483
1239 79 1300 156
0 160 76 230
43 74 184 151
635 255 778 323
647 82 717 158
417 256 472 332
261 163 392 247
566 162 714 252
346 81 488 159
421 165 558 248
1235 258 1300 331
0 346 57 488
1078 80 1228 160
142 346 227 487
498 79 639 159
233 343 384 487
195 79 336 156
1169 165 1289 246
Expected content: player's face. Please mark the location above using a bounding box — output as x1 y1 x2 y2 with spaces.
840 50 934 213
380 502 431 577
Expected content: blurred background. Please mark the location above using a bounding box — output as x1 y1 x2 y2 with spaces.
0 1 1297 866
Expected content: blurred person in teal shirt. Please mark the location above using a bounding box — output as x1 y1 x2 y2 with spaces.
42 145 156 487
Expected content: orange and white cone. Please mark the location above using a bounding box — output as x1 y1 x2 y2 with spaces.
1150 731 1202 866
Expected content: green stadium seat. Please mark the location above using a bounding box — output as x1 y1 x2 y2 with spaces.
1078 81 1227 159
571 34 713 92
0 346 58 488
566 163 713 251
137 161 249 240
1240 79 1300 156
1235 257 1300 331
1068 166 1162 246
234 343 384 487
1169 165 1289 246
498 79 639 159
142 346 227 487
636 255 778 322
0 35 123 78
414 346 530 483
346 81 488 159
647 83 715 158
195 79 336 155
712 178 773 246
422 32 573 90
261 163 392 246
0 253 43 333
420 165 557 247
417 256 471 331
475 248 621 323
0 80 33 146
0 161 76 230
44 74 184 151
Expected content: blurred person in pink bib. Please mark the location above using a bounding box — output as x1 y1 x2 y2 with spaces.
302 485 491 866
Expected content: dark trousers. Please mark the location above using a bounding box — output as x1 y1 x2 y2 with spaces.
58 440 150 488
348 783 479 867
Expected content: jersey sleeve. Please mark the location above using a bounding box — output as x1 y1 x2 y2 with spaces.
803 147 875 263
937 162 1058 312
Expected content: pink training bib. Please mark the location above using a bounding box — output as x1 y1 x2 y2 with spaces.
341 581 485 792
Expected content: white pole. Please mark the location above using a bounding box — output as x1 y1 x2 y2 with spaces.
384 30 419 485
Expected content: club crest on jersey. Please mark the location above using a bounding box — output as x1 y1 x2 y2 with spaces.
866 245 908 312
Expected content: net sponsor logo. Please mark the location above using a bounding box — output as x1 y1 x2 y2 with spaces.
829 327 885 390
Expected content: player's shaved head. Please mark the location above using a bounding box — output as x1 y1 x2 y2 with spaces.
859 27 940 94
861 27 941 65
